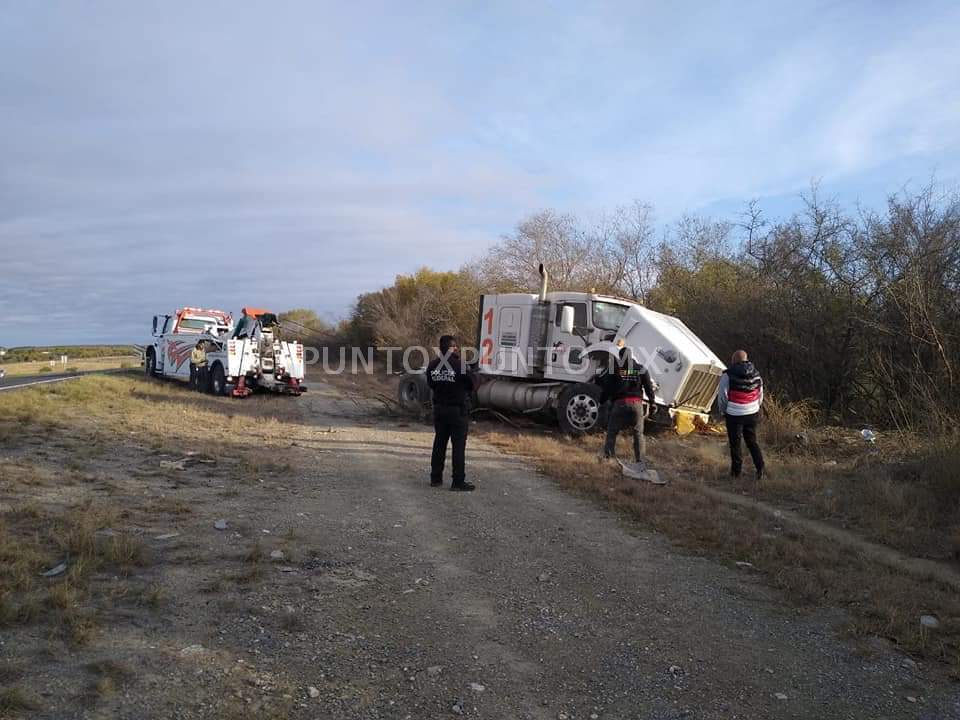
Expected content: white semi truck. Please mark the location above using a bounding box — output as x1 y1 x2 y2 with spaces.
398 266 725 433
145 307 306 397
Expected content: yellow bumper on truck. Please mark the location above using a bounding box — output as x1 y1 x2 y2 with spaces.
670 408 705 435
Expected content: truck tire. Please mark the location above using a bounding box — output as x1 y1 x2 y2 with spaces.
557 383 603 434
210 363 227 396
145 349 157 377
397 372 430 412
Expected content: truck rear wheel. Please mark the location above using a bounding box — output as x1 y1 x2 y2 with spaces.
398 372 430 412
557 383 603 434
210 364 227 396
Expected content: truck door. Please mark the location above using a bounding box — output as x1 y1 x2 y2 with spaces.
156 316 173 373
547 301 590 381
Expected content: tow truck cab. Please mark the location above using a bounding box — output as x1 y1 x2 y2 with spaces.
147 307 233 380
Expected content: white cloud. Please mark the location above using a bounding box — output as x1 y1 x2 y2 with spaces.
1 1 959 344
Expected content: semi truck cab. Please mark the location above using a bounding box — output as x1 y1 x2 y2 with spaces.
400 265 724 434
476 267 725 432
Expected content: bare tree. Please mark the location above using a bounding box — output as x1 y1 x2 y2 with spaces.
604 201 657 302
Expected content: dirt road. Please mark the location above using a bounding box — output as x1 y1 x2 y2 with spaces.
10 378 958 719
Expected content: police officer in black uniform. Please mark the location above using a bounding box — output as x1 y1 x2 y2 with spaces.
426 335 476 491
597 348 657 463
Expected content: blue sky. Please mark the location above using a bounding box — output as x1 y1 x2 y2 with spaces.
1 0 959 346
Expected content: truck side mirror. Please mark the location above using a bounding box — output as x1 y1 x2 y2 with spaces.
152 316 158 335
560 306 575 334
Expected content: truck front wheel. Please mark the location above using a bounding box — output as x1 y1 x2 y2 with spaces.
397 372 430 412
145 350 157 377
210 364 227 396
557 383 603 434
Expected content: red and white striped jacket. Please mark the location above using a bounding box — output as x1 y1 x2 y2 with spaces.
718 362 763 416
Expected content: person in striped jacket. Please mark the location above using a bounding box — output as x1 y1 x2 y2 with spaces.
717 349 765 480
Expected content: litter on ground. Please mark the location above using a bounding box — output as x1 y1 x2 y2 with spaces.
618 459 666 485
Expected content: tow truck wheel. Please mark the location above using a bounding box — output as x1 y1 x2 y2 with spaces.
145 350 156 377
557 383 603 434
210 364 227 396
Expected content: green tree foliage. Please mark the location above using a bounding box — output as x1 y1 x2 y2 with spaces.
2 345 135 363
277 308 330 343
346 268 482 349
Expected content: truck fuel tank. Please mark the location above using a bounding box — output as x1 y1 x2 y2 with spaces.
475 378 565 415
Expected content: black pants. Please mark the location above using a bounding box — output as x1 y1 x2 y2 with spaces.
603 401 645 462
195 365 208 391
189 363 198 388
725 413 764 476
431 404 468 485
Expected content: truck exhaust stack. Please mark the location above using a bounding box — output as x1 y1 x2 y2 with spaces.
538 264 548 302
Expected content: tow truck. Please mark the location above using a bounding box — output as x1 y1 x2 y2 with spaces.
145 307 305 397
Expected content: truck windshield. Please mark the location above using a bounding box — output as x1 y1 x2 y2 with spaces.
179 317 220 333
592 301 629 331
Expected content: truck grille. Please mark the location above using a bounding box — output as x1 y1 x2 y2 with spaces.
676 366 722 412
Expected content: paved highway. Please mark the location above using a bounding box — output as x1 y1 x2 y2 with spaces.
0 368 130 392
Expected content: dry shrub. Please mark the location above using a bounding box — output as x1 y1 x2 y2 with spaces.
50 503 120 568
62 609 97 645
761 395 817 450
106 533 146 569
45 581 97 645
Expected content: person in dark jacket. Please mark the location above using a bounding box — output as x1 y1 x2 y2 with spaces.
597 348 657 463
717 349 765 480
426 335 476 491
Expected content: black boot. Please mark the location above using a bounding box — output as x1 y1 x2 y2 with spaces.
450 481 476 492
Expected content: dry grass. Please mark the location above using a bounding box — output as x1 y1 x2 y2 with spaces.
0 355 138 377
143 497 194 516
0 374 311 708
480 426 960 671
233 540 265 584
93 676 116 696
86 659 132 698
723 415 960 561
760 394 818 451
1 374 302 459
105 533 147 569
682 396 960 562
0 686 39 714
0 493 143 645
